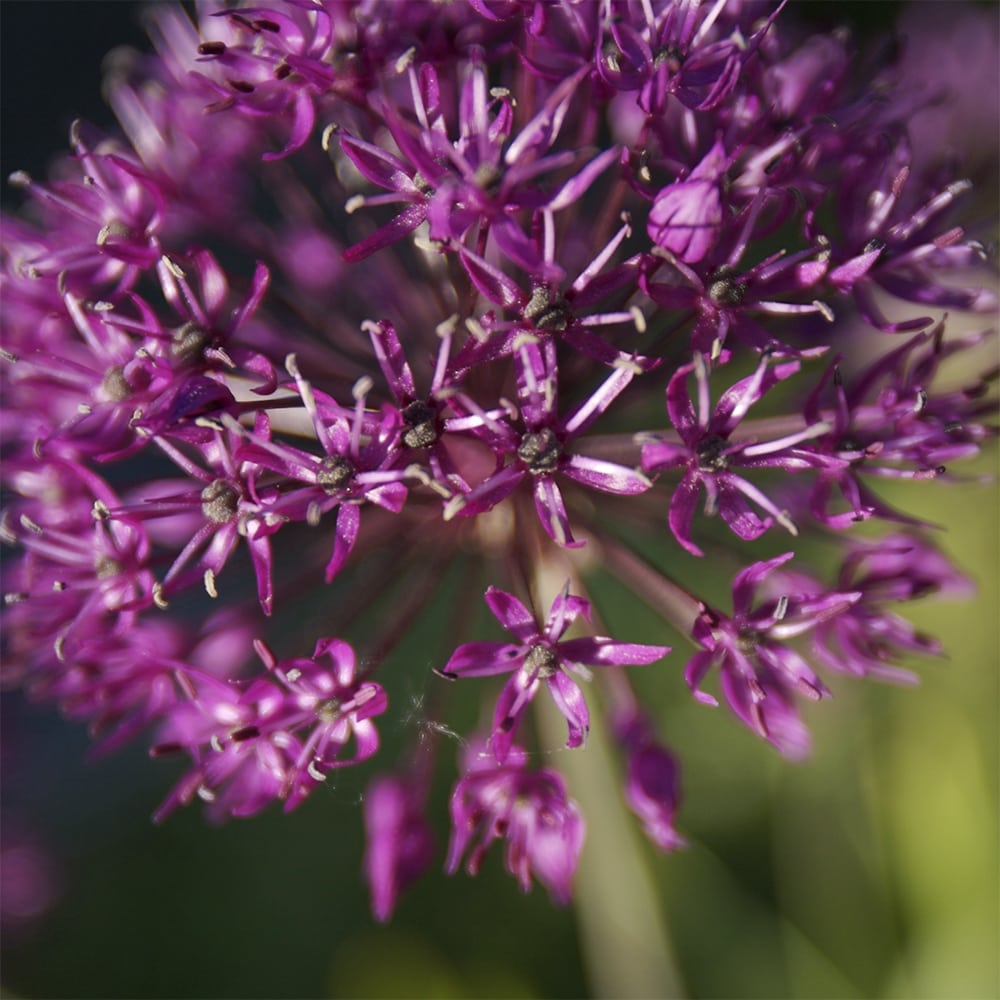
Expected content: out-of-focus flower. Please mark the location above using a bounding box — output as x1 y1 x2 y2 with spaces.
446 742 584 905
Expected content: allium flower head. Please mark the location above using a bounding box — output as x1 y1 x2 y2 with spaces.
1 0 995 922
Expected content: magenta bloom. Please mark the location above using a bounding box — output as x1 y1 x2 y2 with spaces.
444 340 652 547
152 636 387 820
439 585 669 762
641 351 838 556
446 742 584 905
686 553 860 758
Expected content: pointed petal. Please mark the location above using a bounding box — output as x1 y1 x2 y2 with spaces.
484 587 539 642
668 472 704 556
546 671 589 749
342 203 427 263
491 670 539 762
558 637 670 667
325 503 361 582
439 641 526 678
561 454 652 495
533 476 583 548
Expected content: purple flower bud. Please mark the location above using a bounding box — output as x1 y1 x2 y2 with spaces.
363 774 435 923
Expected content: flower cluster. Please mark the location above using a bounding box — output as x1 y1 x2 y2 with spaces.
2 0 995 919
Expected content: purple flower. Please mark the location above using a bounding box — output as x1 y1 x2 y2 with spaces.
443 340 651 547
685 553 860 757
446 742 584 905
439 584 669 762
811 533 974 683
152 635 387 820
641 351 839 556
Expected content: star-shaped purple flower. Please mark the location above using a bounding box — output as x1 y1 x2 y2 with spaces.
438 584 670 762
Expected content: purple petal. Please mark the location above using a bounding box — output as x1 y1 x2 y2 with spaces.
446 464 524 519
558 637 670 667
342 203 428 263
533 476 583 548
440 641 525 678
546 671 589 749
262 87 316 161
668 472 704 557
548 146 619 212
559 363 635 439
665 362 699 437
491 670 539 763
648 178 721 264
731 552 796 614
367 319 416 401
560 454 652 495
339 133 417 192
716 481 772 541
543 586 591 640
325 503 361 582
640 439 688 473
458 245 525 310
684 650 720 706
484 587 539 643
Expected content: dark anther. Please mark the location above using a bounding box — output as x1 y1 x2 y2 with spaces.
862 237 886 255
274 62 292 80
524 285 572 333
317 455 354 494
228 79 256 94
201 479 240 523
101 365 132 402
708 267 746 307
150 742 184 757
401 400 437 448
653 45 684 73
197 41 226 56
696 434 729 472
517 428 562 474
525 644 559 678
229 725 260 743
253 18 281 31
228 12 257 30
171 321 211 364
